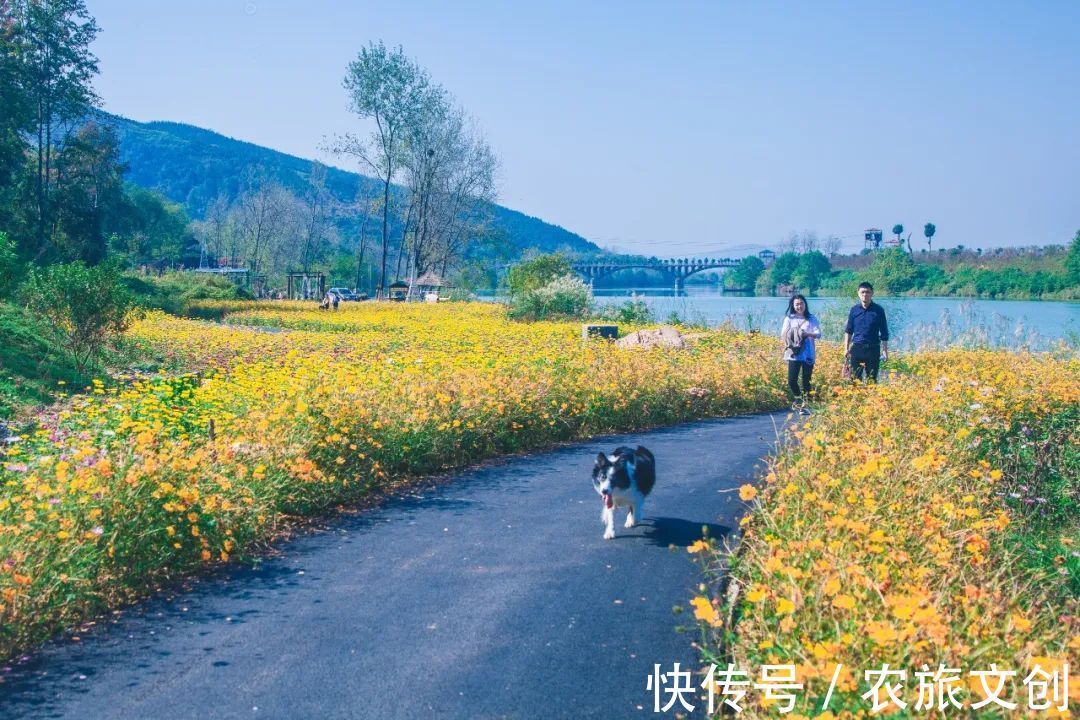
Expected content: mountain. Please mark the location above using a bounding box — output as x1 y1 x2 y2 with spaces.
99 111 600 258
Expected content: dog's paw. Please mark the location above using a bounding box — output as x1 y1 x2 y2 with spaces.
603 528 616 540
624 515 636 529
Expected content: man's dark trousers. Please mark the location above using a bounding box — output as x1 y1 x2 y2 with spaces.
850 342 880 383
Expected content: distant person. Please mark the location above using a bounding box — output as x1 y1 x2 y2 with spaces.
780 294 821 415
844 282 890 383
330 291 340 310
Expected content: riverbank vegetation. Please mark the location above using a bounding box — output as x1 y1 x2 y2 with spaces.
0 301 789 660
751 233 1080 300
692 350 1079 717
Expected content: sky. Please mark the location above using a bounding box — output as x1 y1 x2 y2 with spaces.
86 0 1079 256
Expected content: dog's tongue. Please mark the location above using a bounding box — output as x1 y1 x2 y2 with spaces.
604 495 613 509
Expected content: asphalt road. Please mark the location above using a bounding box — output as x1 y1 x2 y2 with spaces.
0 413 786 720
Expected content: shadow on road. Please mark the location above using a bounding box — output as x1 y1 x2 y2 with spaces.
641 516 732 548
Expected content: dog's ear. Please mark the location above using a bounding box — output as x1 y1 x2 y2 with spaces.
595 452 609 467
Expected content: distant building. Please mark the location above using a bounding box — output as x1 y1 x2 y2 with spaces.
864 229 883 250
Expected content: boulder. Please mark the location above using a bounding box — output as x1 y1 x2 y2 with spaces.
615 325 686 349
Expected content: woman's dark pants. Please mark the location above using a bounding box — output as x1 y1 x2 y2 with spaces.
787 360 813 400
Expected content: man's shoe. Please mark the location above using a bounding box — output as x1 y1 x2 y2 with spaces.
798 407 812 416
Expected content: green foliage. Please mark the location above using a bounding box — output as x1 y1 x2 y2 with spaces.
506 253 575 297
20 261 138 372
594 297 653 324
110 185 194 266
0 232 25 298
0 302 90 419
49 121 127 264
726 255 765 289
865 247 921 293
892 223 904 239
0 15 30 232
923 222 936 244
791 250 831 293
507 274 591 321
977 406 1079 596
1066 229 1080 284
760 253 803 293
13 0 101 258
123 271 250 315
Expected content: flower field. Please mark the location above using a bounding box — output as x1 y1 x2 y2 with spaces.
0 301 788 659
694 350 1079 717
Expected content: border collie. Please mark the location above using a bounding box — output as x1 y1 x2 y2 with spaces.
592 445 656 540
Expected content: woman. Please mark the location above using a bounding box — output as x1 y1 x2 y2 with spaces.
780 294 821 415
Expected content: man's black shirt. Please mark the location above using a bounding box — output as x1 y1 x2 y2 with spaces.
845 302 889 345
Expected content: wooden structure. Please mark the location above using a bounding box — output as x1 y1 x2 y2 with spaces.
194 267 250 288
286 272 325 300
413 271 451 301
387 280 409 302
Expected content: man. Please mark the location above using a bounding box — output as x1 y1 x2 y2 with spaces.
844 282 889 383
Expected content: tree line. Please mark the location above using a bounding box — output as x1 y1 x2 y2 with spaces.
0 2 499 297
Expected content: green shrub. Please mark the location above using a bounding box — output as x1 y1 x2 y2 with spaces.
506 253 574 297
124 271 250 315
0 232 24 299
508 274 591 321
594 297 653 324
20 262 139 373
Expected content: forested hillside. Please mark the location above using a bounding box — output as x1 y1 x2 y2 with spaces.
103 112 599 259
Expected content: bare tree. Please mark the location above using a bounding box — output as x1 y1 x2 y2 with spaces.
400 96 497 295
235 174 291 279
333 42 430 298
193 194 241 267
352 183 378 292
296 162 335 273
821 235 842 257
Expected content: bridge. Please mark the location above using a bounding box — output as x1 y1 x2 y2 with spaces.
572 257 743 291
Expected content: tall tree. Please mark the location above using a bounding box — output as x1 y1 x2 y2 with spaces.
16 0 100 258
235 174 291 282
891 223 904 245
924 222 936 253
0 0 31 230
296 162 335 273
352 185 377 292
1065 229 1080 285
334 41 430 298
50 119 124 263
401 94 497 290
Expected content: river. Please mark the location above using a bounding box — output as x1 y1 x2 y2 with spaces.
584 289 1079 351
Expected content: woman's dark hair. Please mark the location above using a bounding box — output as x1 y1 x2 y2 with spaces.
785 294 810 317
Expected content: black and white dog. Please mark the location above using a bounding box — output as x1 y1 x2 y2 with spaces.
591 445 656 539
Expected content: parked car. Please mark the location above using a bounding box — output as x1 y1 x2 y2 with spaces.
328 287 358 301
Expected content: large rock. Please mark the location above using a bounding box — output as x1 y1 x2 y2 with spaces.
615 326 686 349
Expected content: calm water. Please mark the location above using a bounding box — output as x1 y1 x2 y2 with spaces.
588 288 1079 351
477 288 1078 351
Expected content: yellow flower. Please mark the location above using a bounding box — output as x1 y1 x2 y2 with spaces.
739 484 758 501
831 594 856 610
690 596 721 626
687 539 710 554
776 598 795 615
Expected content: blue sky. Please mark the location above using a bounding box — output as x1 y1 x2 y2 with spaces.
87 0 1079 255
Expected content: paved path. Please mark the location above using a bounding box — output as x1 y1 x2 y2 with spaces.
0 414 785 720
